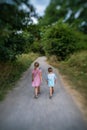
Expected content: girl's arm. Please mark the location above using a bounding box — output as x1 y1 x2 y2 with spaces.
46 75 48 84
55 79 56 84
40 71 42 82
32 73 34 81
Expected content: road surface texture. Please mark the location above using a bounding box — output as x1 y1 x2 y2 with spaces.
0 57 87 130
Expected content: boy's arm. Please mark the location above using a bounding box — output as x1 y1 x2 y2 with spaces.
55 74 57 84
55 79 56 84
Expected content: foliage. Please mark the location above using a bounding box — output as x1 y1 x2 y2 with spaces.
0 0 36 61
0 53 39 100
0 30 34 61
26 24 45 54
41 22 78 60
39 0 87 33
22 30 34 53
58 51 87 99
39 0 67 26
31 41 44 54
0 1 36 29
75 31 87 50
27 24 41 40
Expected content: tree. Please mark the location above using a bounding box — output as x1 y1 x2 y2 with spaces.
39 0 87 33
0 0 36 61
41 21 78 60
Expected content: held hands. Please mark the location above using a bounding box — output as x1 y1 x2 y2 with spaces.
40 77 42 83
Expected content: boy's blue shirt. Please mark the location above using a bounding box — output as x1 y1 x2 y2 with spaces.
47 73 56 87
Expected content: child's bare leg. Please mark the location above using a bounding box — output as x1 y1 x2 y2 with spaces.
50 87 52 97
52 87 54 94
38 86 40 94
34 87 38 97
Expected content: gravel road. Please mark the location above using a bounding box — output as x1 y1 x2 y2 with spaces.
0 57 87 130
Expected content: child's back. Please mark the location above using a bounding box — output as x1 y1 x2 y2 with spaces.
47 73 56 87
47 67 56 99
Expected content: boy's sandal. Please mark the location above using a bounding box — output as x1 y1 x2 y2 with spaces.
49 95 52 99
34 95 38 99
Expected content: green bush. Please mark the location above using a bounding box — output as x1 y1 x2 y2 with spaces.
31 41 44 54
0 30 34 61
0 2 36 62
41 22 78 60
0 33 25 61
21 31 34 53
75 32 87 50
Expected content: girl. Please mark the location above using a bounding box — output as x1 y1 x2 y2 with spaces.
47 67 56 99
32 62 42 98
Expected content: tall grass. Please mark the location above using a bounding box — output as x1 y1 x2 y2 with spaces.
48 51 87 99
76 32 87 50
58 51 87 99
0 53 39 100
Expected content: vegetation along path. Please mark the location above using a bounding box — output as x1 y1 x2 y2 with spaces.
0 57 87 130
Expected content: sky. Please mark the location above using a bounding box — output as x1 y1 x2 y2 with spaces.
30 0 50 23
0 0 50 16
30 0 50 16
0 0 50 23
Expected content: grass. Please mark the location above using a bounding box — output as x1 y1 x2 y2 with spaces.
0 52 39 100
48 51 87 99
75 31 87 50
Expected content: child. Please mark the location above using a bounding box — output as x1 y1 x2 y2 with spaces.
32 62 42 98
47 67 56 99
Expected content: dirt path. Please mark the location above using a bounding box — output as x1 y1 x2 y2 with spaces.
0 57 87 130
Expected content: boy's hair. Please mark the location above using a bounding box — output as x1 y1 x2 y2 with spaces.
48 67 53 72
34 62 39 67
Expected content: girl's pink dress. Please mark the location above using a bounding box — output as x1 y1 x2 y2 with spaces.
32 68 41 87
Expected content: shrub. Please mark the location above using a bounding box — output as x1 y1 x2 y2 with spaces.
41 22 78 60
0 33 25 61
0 30 34 61
75 32 87 50
31 41 45 54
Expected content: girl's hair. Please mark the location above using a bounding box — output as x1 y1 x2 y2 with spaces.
34 62 39 67
48 67 53 72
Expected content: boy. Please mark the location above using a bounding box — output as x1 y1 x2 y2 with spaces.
47 67 56 99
